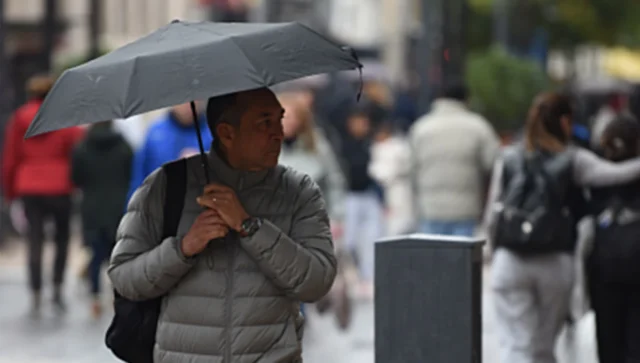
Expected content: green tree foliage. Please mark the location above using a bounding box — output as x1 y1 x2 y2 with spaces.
466 46 549 132
467 0 640 51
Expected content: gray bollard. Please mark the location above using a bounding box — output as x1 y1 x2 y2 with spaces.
375 234 485 363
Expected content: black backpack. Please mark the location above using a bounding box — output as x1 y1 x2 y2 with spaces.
591 197 640 285
494 149 575 254
105 158 187 363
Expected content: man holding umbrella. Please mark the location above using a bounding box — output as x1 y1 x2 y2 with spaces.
24 21 360 362
109 87 336 362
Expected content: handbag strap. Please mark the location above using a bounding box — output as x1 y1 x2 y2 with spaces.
161 158 187 239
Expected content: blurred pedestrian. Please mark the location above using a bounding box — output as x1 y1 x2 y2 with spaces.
362 80 393 127
71 121 133 318
313 73 357 150
126 102 212 202
590 93 629 151
1 74 84 314
278 94 346 224
109 88 336 362
278 93 348 322
486 92 640 363
113 115 146 150
583 114 640 363
410 83 500 237
369 121 415 235
342 106 383 299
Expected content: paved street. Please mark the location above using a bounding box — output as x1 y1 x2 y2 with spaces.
0 239 598 363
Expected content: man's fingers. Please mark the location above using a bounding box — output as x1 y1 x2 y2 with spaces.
200 209 220 217
200 191 232 202
197 195 232 210
206 226 228 239
203 184 232 194
197 197 217 210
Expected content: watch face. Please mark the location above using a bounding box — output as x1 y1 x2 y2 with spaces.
242 219 253 231
243 218 261 235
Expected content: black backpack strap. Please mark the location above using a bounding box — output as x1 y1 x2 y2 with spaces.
527 152 564 204
161 159 188 239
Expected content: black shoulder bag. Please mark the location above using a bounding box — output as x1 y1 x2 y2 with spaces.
105 158 187 363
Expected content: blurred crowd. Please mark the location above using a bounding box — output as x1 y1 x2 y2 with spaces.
4 71 640 363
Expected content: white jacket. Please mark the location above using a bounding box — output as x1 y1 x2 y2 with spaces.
410 99 500 221
369 135 415 235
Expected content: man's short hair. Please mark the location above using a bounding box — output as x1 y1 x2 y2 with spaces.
441 83 469 102
206 93 243 139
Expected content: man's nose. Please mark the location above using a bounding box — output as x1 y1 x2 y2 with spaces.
272 123 284 141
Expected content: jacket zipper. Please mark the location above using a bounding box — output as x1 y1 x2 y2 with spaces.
225 241 236 362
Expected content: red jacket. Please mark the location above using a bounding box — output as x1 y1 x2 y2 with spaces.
2 99 84 201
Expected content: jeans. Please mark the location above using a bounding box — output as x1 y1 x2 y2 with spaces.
420 220 476 237
87 227 114 296
22 195 72 292
344 191 384 282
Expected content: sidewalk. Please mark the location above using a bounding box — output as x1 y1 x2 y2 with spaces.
0 238 598 363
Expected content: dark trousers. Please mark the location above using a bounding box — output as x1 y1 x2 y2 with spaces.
590 278 640 363
87 227 114 296
22 195 72 292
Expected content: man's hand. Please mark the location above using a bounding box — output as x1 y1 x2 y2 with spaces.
197 184 249 232
181 209 229 257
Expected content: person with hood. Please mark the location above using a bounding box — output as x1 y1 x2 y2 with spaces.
1 74 84 314
126 102 212 201
71 121 133 317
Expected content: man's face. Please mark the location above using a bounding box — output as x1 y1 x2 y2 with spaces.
219 89 285 170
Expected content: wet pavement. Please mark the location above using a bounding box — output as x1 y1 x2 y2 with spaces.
0 239 598 363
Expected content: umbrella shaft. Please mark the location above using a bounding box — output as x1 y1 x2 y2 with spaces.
190 101 211 184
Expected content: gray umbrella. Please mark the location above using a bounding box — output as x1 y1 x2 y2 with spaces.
25 20 361 138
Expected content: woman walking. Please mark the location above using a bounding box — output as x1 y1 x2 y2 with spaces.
585 115 640 363
2 75 83 315
486 92 640 363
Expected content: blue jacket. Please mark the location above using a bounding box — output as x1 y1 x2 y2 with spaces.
126 112 212 202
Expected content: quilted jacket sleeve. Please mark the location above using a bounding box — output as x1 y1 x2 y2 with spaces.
240 175 337 303
108 168 195 301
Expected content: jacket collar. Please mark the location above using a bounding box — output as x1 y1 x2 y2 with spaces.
432 99 468 113
207 144 270 191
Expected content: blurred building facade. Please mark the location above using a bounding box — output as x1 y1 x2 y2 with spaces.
1 0 210 128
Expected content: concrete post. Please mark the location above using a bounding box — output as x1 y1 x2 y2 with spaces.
375 235 484 363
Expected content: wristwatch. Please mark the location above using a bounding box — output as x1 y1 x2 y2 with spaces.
240 217 263 237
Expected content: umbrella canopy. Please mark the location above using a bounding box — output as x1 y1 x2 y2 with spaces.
26 20 361 137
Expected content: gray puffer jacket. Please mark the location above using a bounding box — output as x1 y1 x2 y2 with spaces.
108 150 337 363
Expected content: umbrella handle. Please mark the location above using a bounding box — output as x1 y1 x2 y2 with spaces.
190 101 211 184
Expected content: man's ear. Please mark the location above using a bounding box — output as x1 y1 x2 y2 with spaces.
216 123 235 148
